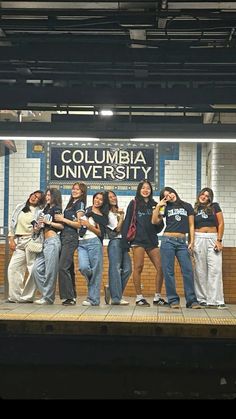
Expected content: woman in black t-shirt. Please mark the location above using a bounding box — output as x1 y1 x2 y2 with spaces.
122 180 166 307
32 188 64 304
193 187 226 309
55 182 87 306
152 186 200 309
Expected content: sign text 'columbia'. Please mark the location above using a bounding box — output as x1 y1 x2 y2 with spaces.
50 147 155 182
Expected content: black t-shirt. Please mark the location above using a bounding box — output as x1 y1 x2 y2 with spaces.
44 205 62 233
123 199 159 248
164 201 194 234
194 202 221 229
85 206 108 243
63 200 85 234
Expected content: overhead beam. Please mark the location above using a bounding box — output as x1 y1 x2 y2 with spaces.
1 121 236 140
0 43 236 62
1 86 236 109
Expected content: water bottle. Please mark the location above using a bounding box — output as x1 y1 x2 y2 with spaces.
38 212 45 228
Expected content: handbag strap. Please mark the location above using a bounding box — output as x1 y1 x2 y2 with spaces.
131 199 137 224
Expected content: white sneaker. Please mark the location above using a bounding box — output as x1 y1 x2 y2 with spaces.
119 299 129 305
34 298 52 305
82 300 92 306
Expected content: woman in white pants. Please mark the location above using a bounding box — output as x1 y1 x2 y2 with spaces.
7 190 45 303
193 187 226 309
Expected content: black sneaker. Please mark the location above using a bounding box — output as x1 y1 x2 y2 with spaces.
104 285 111 305
62 299 76 306
153 298 168 306
136 298 150 307
186 302 201 309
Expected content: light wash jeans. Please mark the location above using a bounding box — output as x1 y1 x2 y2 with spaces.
107 238 132 303
33 235 61 303
78 237 103 305
160 236 198 307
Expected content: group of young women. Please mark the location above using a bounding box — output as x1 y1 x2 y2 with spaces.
7 181 226 309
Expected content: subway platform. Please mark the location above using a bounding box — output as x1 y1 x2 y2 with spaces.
0 296 236 399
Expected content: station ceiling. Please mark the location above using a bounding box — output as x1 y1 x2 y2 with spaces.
0 1 236 121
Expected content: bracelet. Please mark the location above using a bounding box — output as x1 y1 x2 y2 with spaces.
217 239 222 242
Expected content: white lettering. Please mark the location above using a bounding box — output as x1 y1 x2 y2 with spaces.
142 166 152 178
53 165 65 178
134 151 146 164
93 166 103 178
61 150 71 163
104 166 115 179
72 150 84 164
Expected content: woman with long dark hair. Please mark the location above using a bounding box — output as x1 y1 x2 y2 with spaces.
152 186 200 309
32 187 64 305
78 192 108 306
104 190 131 305
7 190 45 303
55 182 87 306
122 180 166 307
193 187 226 309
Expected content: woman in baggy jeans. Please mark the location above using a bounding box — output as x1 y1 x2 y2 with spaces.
32 188 64 305
78 192 108 306
104 190 131 305
152 186 200 309
55 182 87 306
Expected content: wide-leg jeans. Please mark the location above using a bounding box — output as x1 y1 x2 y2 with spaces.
160 236 198 306
107 238 132 303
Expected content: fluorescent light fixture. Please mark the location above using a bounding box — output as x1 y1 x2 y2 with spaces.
100 110 113 116
0 136 100 141
130 138 236 143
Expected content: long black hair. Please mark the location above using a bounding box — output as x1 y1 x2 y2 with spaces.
22 190 45 213
160 186 187 208
135 179 156 208
104 190 118 212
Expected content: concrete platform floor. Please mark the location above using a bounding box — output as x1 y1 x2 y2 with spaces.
1 296 236 338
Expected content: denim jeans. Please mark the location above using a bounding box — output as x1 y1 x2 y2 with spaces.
160 236 198 306
78 237 103 305
33 235 61 303
107 238 132 303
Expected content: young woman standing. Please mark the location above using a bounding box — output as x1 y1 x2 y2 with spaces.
7 190 45 303
123 180 166 307
55 182 87 306
152 186 200 309
78 192 108 306
32 188 64 305
193 187 226 309
104 190 131 305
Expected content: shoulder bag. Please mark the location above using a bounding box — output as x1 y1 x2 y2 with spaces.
26 231 44 253
126 199 137 242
